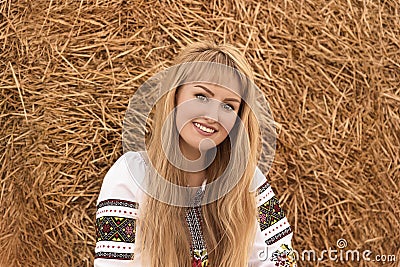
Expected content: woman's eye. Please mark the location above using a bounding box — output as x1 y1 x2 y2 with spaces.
195 94 208 102
222 103 234 111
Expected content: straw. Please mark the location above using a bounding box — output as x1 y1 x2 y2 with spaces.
1 0 399 266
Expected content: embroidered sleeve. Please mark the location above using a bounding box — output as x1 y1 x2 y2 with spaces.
94 152 145 267
249 167 297 267
95 199 139 261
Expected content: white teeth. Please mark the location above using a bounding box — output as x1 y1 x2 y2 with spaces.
194 122 215 133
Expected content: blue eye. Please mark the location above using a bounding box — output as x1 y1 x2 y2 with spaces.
195 94 209 102
222 103 234 111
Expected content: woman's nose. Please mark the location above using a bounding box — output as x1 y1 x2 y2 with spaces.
203 99 221 122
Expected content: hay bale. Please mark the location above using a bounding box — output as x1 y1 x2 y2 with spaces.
0 0 398 266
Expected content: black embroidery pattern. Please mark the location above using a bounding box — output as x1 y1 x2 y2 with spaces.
257 181 271 195
186 206 206 251
185 187 206 250
258 196 286 231
95 251 133 260
265 227 293 245
96 216 136 243
97 199 139 209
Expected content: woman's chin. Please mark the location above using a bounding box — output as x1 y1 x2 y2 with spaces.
198 139 218 151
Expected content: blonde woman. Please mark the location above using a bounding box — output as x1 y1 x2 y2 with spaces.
94 42 297 267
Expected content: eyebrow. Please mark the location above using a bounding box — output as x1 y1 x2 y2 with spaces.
194 85 241 103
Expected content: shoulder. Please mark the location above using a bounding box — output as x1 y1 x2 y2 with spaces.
95 151 147 264
97 151 148 205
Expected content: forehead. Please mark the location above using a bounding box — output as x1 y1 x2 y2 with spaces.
173 61 248 98
184 82 241 99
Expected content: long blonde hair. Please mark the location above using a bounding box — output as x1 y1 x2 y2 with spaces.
138 41 262 267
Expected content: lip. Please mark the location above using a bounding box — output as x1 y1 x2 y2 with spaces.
192 122 217 136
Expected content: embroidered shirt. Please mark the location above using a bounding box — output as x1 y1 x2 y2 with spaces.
185 179 208 266
94 151 297 267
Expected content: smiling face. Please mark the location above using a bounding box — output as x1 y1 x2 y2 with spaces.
175 82 242 158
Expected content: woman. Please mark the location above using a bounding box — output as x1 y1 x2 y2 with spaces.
94 42 297 267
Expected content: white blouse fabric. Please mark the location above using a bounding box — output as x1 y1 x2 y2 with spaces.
94 151 297 267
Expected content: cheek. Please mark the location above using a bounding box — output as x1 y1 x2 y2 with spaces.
175 102 191 132
218 127 229 141
175 99 210 131
179 123 192 139
218 112 238 133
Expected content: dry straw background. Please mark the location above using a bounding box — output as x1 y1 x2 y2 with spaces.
1 0 399 266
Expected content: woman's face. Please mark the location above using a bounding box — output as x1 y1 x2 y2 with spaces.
175 82 242 154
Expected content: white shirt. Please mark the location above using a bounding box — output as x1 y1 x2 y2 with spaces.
94 151 297 267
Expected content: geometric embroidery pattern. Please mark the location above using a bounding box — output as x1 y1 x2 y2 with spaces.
192 248 209 267
186 206 206 251
185 186 209 267
257 196 285 231
265 226 292 245
96 216 136 243
270 244 297 267
256 181 271 195
97 199 139 209
95 251 134 260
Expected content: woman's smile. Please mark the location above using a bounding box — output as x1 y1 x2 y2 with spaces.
192 121 218 136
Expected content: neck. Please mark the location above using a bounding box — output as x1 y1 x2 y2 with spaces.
185 170 207 187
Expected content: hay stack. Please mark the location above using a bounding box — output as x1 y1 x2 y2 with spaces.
1 0 399 266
